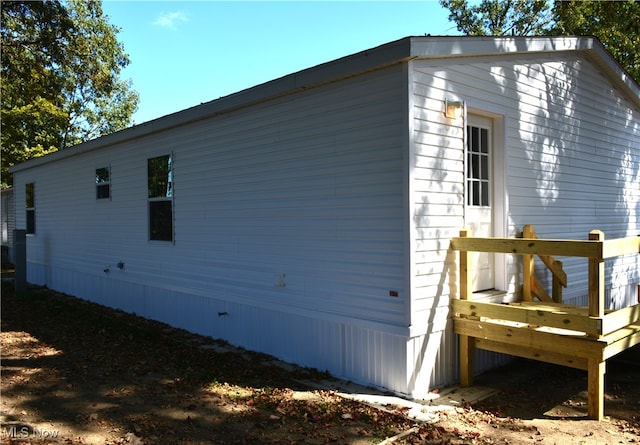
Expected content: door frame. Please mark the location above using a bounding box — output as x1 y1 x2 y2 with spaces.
464 106 507 292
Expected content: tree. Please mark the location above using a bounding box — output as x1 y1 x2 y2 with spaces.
439 0 640 82
439 0 551 36
552 1 640 82
1 0 138 186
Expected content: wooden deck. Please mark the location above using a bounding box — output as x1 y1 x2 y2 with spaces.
450 226 640 420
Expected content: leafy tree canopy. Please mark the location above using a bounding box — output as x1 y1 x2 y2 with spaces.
1 0 139 186
440 0 640 82
439 0 551 36
552 0 640 82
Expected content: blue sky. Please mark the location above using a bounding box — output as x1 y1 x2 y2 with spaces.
102 1 460 124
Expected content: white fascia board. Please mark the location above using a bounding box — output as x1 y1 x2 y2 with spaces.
409 35 591 59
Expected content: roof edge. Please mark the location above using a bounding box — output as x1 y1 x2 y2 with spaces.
407 36 640 108
11 36 639 173
11 37 414 173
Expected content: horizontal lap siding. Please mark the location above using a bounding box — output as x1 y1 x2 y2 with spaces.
15 64 408 331
407 63 467 392
497 57 638 305
408 55 639 390
413 55 639 304
13 64 412 395
172 67 408 327
411 64 465 330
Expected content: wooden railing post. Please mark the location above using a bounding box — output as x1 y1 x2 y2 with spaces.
522 225 535 301
588 230 605 319
552 260 563 303
459 229 473 302
587 230 605 420
458 229 474 387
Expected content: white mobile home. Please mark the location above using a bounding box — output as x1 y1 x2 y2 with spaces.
10 36 640 398
1 187 15 264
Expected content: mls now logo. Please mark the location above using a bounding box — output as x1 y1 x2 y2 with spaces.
1 425 59 440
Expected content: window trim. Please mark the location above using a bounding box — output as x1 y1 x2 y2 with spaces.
96 166 111 200
147 154 174 243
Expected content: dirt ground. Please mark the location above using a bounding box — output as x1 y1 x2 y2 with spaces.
1 279 639 444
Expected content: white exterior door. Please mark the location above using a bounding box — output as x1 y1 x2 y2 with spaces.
466 115 494 291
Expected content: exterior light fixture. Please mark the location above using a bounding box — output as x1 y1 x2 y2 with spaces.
445 100 464 119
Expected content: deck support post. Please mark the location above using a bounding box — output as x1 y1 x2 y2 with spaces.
522 225 535 301
587 358 605 420
458 229 474 387
587 230 605 420
450 226 640 421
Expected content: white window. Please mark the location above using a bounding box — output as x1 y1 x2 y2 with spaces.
96 166 111 199
147 154 173 241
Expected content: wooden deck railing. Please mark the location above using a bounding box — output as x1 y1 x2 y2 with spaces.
521 224 567 303
450 226 640 420
451 227 640 323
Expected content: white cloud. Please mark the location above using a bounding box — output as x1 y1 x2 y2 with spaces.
153 11 188 30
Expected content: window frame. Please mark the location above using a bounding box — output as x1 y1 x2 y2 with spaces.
96 166 111 200
466 124 491 208
25 182 35 235
147 154 174 242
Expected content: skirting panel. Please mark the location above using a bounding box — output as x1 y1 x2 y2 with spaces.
407 319 512 399
25 263 412 396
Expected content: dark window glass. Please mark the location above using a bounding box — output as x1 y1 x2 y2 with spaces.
26 183 34 208
149 200 173 241
480 128 489 153
148 155 173 242
480 156 488 180
473 182 480 206
26 210 35 234
471 127 479 151
97 184 110 199
96 167 110 183
148 155 173 198
471 153 479 178
96 167 111 199
481 182 489 205
25 183 35 234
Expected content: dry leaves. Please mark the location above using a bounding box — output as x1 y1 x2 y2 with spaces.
2 282 640 445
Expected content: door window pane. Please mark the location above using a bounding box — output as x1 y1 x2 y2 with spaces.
466 126 490 207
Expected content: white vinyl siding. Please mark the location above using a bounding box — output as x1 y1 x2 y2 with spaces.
172 66 408 327
411 53 639 312
12 65 410 393
408 53 639 389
